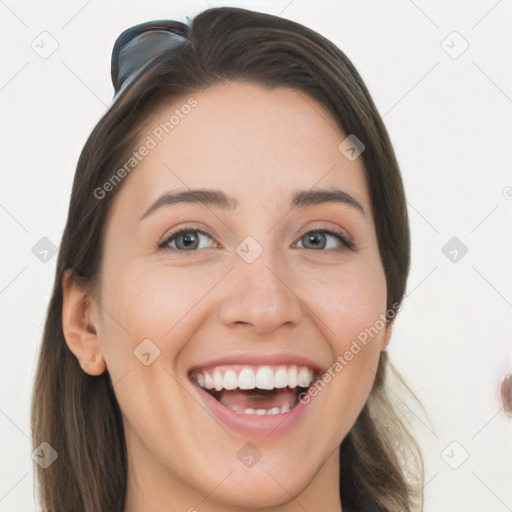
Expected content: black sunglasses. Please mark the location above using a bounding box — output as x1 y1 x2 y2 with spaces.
111 20 190 94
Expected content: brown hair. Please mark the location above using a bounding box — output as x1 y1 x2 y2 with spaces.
31 6 424 511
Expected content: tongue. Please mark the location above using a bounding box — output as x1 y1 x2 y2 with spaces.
217 388 299 411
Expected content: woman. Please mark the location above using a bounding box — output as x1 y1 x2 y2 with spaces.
31 6 424 511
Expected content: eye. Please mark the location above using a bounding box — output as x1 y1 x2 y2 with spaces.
293 229 354 251
158 227 354 253
158 228 217 251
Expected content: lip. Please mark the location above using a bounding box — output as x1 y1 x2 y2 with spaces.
188 371 322 441
188 352 325 374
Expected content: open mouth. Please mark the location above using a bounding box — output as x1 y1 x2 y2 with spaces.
190 365 317 415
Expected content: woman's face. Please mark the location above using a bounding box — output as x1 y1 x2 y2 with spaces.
90 83 391 509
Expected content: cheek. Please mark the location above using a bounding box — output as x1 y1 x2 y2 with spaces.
95 265 195 421
102 266 182 337
301 259 386 420
301 257 387 352
97 261 206 366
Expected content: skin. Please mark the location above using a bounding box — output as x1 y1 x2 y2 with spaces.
62 82 394 512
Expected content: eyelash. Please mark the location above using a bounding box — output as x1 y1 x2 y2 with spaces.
158 227 355 252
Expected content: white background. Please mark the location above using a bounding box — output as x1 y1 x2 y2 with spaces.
1 1 511 510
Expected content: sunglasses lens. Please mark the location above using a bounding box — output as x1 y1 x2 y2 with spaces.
112 23 189 93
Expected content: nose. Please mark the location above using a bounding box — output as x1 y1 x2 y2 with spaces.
218 255 304 335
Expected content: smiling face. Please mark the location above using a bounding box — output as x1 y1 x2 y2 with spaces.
66 82 392 510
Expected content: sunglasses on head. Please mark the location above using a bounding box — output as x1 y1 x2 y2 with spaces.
111 20 190 95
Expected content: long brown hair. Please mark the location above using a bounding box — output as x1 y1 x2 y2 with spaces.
31 6 424 511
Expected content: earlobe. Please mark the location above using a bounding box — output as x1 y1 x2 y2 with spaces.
79 351 105 373
61 269 106 376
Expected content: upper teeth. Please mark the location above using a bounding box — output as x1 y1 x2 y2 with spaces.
192 365 315 392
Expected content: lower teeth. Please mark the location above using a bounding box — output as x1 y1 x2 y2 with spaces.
227 404 292 415
205 386 308 415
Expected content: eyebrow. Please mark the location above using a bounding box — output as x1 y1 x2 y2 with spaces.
139 187 365 221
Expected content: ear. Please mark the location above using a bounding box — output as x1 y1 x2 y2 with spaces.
61 269 106 376
381 317 395 351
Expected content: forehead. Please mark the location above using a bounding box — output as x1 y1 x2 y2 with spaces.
109 82 370 221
